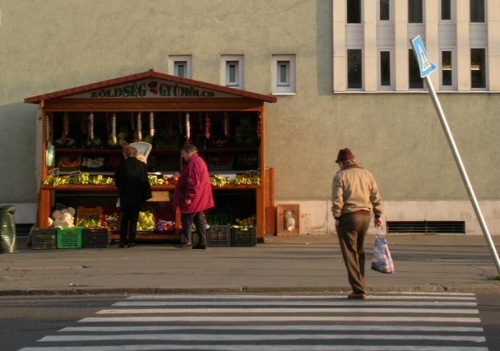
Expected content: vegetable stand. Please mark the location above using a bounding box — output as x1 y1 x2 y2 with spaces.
26 70 277 243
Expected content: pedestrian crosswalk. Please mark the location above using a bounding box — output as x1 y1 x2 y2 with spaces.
19 292 489 351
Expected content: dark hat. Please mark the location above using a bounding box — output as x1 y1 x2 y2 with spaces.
335 148 355 163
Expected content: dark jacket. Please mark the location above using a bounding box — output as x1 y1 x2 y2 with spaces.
173 154 214 213
115 157 152 209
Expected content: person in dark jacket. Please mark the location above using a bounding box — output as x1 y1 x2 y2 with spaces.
173 143 214 249
115 146 152 248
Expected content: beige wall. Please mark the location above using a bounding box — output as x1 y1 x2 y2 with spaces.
0 1 498 234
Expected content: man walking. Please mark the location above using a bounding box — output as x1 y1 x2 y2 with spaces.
331 148 384 299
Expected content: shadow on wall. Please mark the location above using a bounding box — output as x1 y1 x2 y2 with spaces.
0 102 40 206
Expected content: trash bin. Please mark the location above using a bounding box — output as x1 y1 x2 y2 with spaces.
0 205 16 253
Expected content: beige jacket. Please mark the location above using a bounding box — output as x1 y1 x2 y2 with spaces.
331 163 384 219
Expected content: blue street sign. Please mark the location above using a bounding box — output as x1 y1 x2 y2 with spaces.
411 36 437 78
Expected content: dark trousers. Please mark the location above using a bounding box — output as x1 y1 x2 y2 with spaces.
336 213 371 294
181 212 208 246
120 207 140 244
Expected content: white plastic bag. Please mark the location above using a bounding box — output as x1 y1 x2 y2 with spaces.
371 227 395 274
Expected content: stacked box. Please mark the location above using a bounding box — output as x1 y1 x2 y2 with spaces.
82 228 109 248
57 227 83 249
31 228 57 250
208 225 231 247
231 226 256 247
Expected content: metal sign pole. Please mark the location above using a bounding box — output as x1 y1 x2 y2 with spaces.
424 75 500 274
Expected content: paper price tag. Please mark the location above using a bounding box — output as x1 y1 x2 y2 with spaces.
49 168 60 177
69 170 81 178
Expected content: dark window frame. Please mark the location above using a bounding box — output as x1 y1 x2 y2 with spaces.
409 49 424 89
347 0 362 23
470 0 485 23
408 0 423 23
347 49 363 89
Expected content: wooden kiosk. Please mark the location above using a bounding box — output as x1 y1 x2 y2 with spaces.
25 69 277 243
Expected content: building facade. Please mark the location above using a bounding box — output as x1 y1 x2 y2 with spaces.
0 0 498 235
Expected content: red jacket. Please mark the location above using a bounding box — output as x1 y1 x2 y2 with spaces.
173 154 214 213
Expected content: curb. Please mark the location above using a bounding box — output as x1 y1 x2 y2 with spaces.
0 285 498 296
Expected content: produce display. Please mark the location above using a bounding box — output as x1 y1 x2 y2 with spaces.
137 210 155 231
44 111 262 239
77 217 101 227
234 215 256 227
210 173 261 187
82 156 106 169
57 155 82 170
104 212 120 230
44 173 114 186
233 115 257 147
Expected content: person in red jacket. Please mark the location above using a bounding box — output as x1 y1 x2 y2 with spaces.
173 143 215 249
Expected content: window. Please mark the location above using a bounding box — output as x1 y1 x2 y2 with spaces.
168 55 192 78
441 50 453 87
277 61 290 86
226 61 239 86
347 49 362 89
174 61 188 78
380 0 390 21
221 55 244 89
470 0 485 23
272 55 296 94
441 0 451 20
409 49 424 89
471 49 486 88
379 51 392 89
408 0 423 23
347 0 361 23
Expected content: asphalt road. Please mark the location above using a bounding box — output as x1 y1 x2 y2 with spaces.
1 292 499 351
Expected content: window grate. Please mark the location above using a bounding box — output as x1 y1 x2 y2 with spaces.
387 221 465 234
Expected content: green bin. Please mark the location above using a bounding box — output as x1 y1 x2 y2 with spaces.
0 205 16 253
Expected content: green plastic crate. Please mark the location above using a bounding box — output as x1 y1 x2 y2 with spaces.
57 227 83 249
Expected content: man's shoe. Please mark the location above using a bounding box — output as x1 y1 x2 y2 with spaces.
175 243 192 249
127 242 136 248
347 292 367 300
193 244 207 250
119 243 126 248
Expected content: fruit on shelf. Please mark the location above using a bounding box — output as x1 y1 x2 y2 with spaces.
210 173 261 187
43 173 114 186
148 175 165 185
210 174 233 187
137 210 155 231
57 154 82 168
82 156 105 169
77 217 102 228
55 137 77 148
235 215 256 227
104 212 120 230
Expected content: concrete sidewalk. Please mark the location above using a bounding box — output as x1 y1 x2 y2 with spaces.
0 234 499 296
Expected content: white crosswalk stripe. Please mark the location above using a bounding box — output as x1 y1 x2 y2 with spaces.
18 292 490 351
